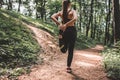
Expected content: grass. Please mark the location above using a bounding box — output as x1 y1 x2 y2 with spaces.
0 9 40 78
0 9 58 36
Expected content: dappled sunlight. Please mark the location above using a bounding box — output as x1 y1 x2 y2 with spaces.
93 45 104 50
75 61 95 67
74 47 103 68
34 21 44 27
2 13 9 17
80 53 102 60
21 15 28 19
1 12 22 23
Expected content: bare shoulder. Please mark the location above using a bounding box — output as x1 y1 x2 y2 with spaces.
72 9 77 13
58 10 62 16
71 9 77 16
69 9 76 15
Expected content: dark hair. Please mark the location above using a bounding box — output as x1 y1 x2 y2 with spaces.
63 0 70 24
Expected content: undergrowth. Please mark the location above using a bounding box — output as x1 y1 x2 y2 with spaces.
102 41 120 80
75 34 97 49
0 10 40 78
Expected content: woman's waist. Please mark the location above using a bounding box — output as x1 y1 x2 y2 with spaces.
65 26 76 31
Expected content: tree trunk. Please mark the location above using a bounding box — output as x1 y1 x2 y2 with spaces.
35 0 39 19
74 0 77 10
93 14 96 39
18 0 21 12
86 0 94 37
0 0 3 8
8 0 12 10
78 0 82 32
104 0 111 45
113 0 120 42
43 0 46 21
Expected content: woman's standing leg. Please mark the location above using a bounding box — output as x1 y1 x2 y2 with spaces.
67 28 77 68
67 38 76 67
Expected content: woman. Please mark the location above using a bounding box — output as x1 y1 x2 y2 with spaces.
51 0 77 73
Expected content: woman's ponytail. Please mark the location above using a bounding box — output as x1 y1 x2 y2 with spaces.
63 0 70 24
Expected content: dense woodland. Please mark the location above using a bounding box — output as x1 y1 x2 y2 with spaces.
0 0 120 80
0 0 120 43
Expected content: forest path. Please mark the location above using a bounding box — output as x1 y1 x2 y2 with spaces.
18 23 110 80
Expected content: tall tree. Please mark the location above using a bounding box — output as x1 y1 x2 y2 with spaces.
0 0 4 8
113 0 120 42
47 0 61 22
78 0 82 32
35 0 46 20
8 0 12 10
104 0 111 44
73 0 77 10
86 0 94 37
18 0 21 12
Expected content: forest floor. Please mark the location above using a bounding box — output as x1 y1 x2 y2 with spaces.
18 23 110 80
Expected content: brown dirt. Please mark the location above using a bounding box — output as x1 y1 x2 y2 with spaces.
18 24 110 80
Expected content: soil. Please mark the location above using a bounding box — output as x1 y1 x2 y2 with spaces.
18 23 110 80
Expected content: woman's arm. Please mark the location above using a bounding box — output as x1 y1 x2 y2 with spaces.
65 10 77 27
51 12 61 25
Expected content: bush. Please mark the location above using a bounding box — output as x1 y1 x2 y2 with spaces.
75 34 97 49
0 10 40 77
102 41 120 80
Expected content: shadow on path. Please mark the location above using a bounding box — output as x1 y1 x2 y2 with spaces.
70 72 85 80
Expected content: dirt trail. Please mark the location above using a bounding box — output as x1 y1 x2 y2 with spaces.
18 24 110 80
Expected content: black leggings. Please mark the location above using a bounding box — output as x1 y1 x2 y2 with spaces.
59 27 77 67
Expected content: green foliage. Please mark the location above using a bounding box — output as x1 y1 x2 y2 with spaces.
0 9 40 77
75 34 97 49
0 67 31 79
0 9 57 36
47 0 61 17
102 41 120 80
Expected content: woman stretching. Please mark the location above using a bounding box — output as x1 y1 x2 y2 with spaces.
51 0 77 73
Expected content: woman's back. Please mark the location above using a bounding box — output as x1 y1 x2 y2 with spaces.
59 9 75 26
